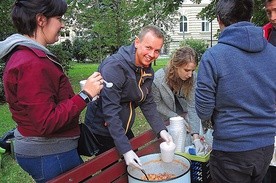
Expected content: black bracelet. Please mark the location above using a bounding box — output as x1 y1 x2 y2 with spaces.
81 90 93 101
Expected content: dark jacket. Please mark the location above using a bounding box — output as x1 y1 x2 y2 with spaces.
85 43 166 154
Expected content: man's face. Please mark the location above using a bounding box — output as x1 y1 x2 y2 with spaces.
134 31 163 68
266 0 276 28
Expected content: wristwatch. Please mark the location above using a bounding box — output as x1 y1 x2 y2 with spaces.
79 90 92 103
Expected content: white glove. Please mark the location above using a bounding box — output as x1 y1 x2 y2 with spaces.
160 130 173 143
123 150 142 169
193 138 205 154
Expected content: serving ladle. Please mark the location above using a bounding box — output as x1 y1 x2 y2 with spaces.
103 80 113 88
134 159 149 180
141 169 149 180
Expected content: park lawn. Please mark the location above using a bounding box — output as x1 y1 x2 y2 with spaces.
0 58 168 182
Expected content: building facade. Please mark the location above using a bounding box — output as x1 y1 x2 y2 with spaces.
166 0 219 54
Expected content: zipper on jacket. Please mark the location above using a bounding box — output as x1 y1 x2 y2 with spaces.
46 55 65 72
138 69 152 102
125 102 133 134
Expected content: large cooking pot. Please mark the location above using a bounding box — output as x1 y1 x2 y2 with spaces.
127 153 191 183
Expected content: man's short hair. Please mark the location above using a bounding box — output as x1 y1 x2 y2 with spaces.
137 25 164 41
216 0 253 27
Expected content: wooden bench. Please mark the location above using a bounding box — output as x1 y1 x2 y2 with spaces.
48 129 162 183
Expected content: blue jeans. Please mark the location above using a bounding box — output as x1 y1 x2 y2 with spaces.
16 149 83 183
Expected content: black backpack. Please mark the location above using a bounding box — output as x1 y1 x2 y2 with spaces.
0 128 15 152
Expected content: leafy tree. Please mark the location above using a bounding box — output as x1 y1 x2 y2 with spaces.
129 0 180 35
66 0 184 61
132 0 184 17
191 0 268 26
67 0 132 61
61 39 73 56
0 0 15 40
0 0 16 104
0 62 5 104
72 38 89 62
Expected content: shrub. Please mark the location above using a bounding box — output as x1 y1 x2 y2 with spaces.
179 38 208 61
0 61 5 104
72 38 110 63
72 38 88 62
48 42 72 73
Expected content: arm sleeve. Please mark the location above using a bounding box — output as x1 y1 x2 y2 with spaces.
195 51 217 121
186 75 201 134
100 63 132 155
16 60 86 135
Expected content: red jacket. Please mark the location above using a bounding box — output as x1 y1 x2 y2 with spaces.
263 22 273 40
3 46 86 137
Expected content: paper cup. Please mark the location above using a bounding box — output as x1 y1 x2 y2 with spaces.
79 80 87 90
160 142 176 163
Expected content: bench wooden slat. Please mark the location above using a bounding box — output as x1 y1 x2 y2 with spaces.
86 161 126 183
48 129 161 183
111 175 128 183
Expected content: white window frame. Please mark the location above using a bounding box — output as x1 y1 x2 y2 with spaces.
201 17 210 32
180 15 188 33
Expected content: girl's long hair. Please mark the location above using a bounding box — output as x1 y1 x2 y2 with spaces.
165 46 198 99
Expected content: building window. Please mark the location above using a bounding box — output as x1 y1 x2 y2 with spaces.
76 31 83 37
61 31 70 38
201 17 210 32
180 15 187 32
65 31 70 37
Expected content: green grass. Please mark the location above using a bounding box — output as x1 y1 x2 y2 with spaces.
0 58 168 182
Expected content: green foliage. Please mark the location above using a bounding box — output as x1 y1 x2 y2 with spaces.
68 62 99 92
129 0 180 47
179 38 208 61
0 61 5 104
194 0 268 26
132 0 184 17
252 0 268 26
66 0 183 59
47 43 72 73
0 0 16 41
71 38 102 63
62 39 73 54
67 0 132 59
0 0 16 104
72 38 88 62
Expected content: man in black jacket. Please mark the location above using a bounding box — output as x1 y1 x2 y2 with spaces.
85 25 173 170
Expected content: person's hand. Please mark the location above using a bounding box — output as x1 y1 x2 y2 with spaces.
83 72 104 98
160 130 173 144
193 138 205 154
123 150 142 169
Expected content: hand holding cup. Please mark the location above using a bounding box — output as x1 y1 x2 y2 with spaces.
160 141 176 163
81 72 103 98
